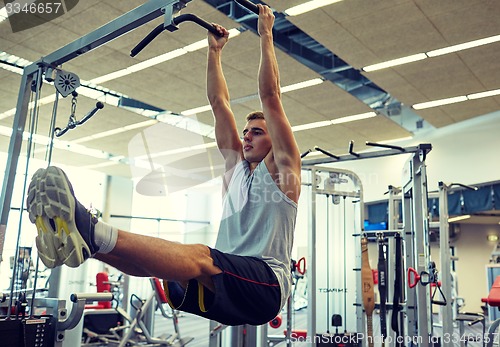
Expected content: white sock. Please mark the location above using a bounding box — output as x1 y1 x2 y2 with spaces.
94 221 118 254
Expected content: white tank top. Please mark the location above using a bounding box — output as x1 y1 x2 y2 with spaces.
215 160 298 310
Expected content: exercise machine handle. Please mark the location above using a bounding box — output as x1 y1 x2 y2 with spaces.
296 257 306 275
79 101 104 125
131 24 164 57
55 102 104 137
407 267 420 289
131 13 222 57
175 13 219 35
234 0 259 14
70 293 113 303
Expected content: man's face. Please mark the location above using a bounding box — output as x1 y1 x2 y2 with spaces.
242 119 272 163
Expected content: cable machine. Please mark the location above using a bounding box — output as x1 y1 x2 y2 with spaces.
302 142 433 347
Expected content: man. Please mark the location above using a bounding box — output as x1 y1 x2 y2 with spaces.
27 4 301 326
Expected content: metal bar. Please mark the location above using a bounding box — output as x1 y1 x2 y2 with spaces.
386 187 401 347
308 169 317 340
110 214 210 224
24 0 183 75
402 159 416 342
439 182 454 346
0 70 34 263
407 154 432 346
302 144 432 166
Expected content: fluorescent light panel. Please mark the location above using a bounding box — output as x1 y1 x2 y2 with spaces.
285 0 343 16
292 112 377 132
412 96 467 110
363 54 427 72
281 78 323 92
331 111 377 124
468 88 500 100
362 34 500 72
427 34 500 57
292 120 332 132
0 7 8 22
181 105 212 116
412 88 500 109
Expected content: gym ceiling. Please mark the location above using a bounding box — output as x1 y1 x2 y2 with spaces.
1 0 500 183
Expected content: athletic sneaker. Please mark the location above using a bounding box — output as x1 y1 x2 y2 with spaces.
26 166 99 268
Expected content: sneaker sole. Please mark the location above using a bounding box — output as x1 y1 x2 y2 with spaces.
27 167 91 268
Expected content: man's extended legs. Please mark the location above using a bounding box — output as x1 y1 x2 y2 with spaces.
27 166 221 291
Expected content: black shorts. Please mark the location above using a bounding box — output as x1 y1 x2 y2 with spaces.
163 248 281 326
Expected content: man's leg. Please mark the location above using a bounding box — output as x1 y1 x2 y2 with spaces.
96 234 221 291
27 166 221 291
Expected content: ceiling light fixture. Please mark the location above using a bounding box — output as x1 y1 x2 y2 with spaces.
0 7 8 23
181 105 212 116
412 96 468 110
427 34 500 57
292 120 332 132
362 34 500 72
284 0 343 16
292 112 377 132
467 88 500 100
363 54 427 72
411 87 500 110
331 111 377 124
281 78 324 93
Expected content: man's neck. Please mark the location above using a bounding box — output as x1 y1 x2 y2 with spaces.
248 161 259 174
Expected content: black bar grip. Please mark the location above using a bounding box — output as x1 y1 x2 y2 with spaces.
54 126 69 137
314 146 339 160
131 23 164 57
79 101 104 125
366 141 405 152
131 14 222 57
173 14 221 37
300 149 311 159
70 292 113 303
235 0 259 14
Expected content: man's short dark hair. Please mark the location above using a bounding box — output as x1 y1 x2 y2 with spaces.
245 111 264 122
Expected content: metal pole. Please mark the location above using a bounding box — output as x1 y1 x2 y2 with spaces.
0 70 34 266
308 168 317 339
407 152 432 346
439 182 454 345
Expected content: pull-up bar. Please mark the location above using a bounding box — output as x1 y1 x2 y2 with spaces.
131 0 259 56
301 142 432 166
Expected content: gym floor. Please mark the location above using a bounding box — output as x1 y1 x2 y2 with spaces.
152 310 487 346
153 309 308 346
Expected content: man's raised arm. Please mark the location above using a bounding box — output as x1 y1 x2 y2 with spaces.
257 5 301 202
207 24 242 171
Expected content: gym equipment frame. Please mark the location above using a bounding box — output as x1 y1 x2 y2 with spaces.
302 142 433 347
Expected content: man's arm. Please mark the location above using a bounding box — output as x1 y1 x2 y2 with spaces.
258 5 301 203
206 24 242 172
